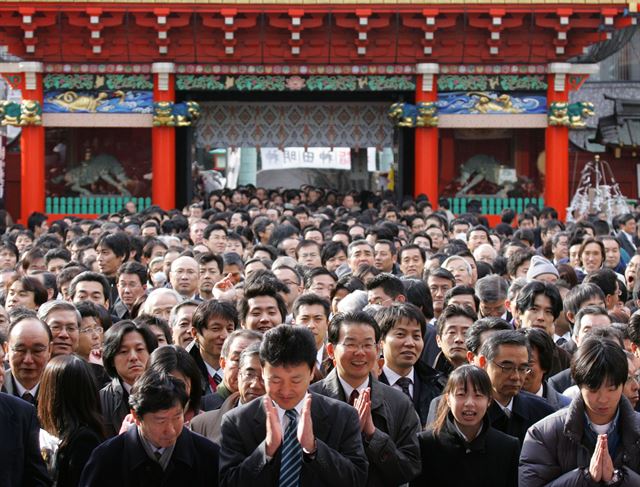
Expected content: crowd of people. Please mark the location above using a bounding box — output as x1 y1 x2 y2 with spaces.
2 185 640 486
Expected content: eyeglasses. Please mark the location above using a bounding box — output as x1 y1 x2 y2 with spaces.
80 326 103 335
491 361 532 376
49 324 79 334
368 296 393 306
240 370 264 383
626 373 640 384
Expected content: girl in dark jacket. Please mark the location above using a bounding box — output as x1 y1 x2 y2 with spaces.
38 355 105 487
411 365 520 487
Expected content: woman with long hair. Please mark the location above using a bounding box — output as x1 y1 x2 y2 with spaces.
411 365 519 487
37 355 105 487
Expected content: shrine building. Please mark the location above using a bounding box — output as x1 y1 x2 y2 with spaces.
0 0 636 222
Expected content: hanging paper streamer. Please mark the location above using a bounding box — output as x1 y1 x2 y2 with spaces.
567 155 631 224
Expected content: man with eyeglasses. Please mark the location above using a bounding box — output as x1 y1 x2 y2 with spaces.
191 342 266 443
476 330 555 444
37 300 81 358
2 314 52 405
366 273 406 308
310 310 421 487
425 268 455 322
200 329 262 411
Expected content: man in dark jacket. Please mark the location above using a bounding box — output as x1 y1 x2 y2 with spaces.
219 325 368 487
376 303 443 427
310 309 421 487
80 370 219 487
477 330 555 444
520 336 640 486
0 392 51 487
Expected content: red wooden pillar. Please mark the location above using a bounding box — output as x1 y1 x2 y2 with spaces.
545 65 571 221
19 62 45 223
414 64 439 205
152 63 176 210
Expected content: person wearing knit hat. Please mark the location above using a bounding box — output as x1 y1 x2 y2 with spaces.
526 255 560 284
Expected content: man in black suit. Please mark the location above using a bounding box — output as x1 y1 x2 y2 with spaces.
376 302 444 427
310 309 421 487
80 370 219 486
0 392 51 486
2 315 52 405
616 213 639 257
219 325 368 486
187 300 238 397
476 330 555 444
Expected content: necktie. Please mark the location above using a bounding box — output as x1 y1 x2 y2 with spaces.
396 377 412 400
21 392 35 405
348 389 359 406
279 409 302 487
208 373 221 392
154 450 162 462
556 337 567 346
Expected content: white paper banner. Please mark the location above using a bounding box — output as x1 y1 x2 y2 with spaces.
260 147 351 171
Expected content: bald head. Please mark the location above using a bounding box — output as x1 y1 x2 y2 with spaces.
169 256 199 299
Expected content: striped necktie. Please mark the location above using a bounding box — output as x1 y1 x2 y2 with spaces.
279 409 302 487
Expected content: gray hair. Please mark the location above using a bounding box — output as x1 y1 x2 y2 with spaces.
507 277 529 301
347 240 373 258
239 342 262 370
337 290 368 314
475 275 509 302
168 299 200 328
37 300 81 325
221 329 263 359
141 288 183 315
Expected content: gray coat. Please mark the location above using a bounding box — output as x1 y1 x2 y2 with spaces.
310 369 421 487
519 395 640 486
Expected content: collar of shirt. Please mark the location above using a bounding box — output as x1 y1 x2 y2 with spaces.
553 332 572 343
585 407 619 437
137 426 176 469
383 365 415 387
534 383 544 398
453 418 484 443
497 396 514 415
14 378 39 398
203 360 223 380
337 374 369 401
122 381 133 394
316 346 325 369
273 396 307 430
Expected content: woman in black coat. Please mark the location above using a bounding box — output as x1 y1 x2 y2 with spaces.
99 321 157 437
38 355 105 487
411 365 520 487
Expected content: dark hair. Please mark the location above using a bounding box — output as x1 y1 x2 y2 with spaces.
292 293 331 319
44 247 71 266
515 281 562 320
572 335 628 390
68 271 110 304
328 311 381 344
9 276 48 307
37 355 104 447
563 283 605 317
518 327 555 377
444 285 480 311
425 267 456 287
238 284 287 327
578 238 605 268
573 305 611 338
431 365 492 434
398 244 426 264
373 302 425 341
75 300 113 332
303 267 337 290
479 330 530 361
629 311 640 347
321 241 348 267
96 232 131 261
436 304 477 337
116 261 147 286
259 324 317 370
506 248 535 278
148 346 202 413
583 268 619 299
102 320 158 379
401 278 434 320
27 212 48 233
192 300 239 335
366 273 405 299
129 370 189 417
134 314 173 345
